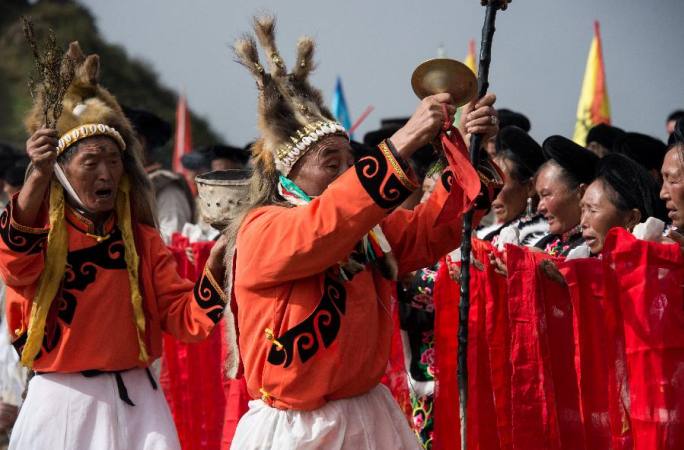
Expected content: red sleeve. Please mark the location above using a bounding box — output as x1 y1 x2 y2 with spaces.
382 168 466 276
0 196 49 288
146 231 226 342
236 142 418 288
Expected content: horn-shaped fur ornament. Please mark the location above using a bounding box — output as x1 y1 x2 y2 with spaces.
233 15 347 177
293 37 315 81
253 16 287 78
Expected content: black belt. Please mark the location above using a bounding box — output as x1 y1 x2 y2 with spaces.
81 368 158 406
37 368 158 407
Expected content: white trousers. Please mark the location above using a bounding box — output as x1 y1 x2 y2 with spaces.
9 369 180 450
231 384 421 450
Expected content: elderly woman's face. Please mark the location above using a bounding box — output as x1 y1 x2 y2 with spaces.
491 156 531 224
535 163 583 235
660 146 684 228
288 135 354 197
580 180 638 255
63 136 124 214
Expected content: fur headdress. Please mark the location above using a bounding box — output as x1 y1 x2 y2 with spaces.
21 42 156 368
234 16 347 176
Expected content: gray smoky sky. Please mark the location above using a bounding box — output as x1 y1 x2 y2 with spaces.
81 0 684 146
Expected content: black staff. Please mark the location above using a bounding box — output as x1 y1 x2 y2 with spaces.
458 1 510 449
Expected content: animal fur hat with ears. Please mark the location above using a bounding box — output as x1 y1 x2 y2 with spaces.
234 16 347 177
19 41 156 368
24 41 156 227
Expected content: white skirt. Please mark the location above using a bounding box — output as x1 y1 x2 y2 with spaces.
231 384 420 450
9 368 180 450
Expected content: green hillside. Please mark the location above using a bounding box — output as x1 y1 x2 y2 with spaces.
0 0 221 164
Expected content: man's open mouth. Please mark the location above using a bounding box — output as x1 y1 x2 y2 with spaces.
95 188 113 199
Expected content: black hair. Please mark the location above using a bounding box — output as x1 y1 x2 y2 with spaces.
595 153 667 221
537 159 582 191
3 158 29 188
0 143 19 178
668 118 684 146
667 110 684 123
613 132 667 172
494 126 544 183
498 109 531 132
496 149 533 183
541 135 599 188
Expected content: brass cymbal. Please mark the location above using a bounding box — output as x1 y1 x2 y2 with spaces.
411 58 477 107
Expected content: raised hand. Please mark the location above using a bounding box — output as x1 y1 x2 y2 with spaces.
26 127 59 178
459 93 498 145
390 93 457 159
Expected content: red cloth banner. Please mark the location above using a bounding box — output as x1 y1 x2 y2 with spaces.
161 227 684 450
433 240 502 450
560 257 633 450
602 228 684 450
433 230 684 450
161 236 249 450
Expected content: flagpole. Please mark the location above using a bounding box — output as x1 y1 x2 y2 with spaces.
348 105 374 135
458 1 508 448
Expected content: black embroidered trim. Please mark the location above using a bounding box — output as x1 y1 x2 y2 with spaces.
193 272 225 324
441 169 455 193
30 229 127 360
267 275 346 368
63 228 127 291
354 143 414 209
474 177 501 212
0 206 47 255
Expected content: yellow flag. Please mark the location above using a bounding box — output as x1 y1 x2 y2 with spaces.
455 39 478 126
573 21 611 145
464 39 477 75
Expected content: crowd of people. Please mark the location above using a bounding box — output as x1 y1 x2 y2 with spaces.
0 14 683 450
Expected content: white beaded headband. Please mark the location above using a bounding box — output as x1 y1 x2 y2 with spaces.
56 123 126 156
275 120 347 175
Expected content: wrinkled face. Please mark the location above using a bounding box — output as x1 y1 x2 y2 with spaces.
62 136 124 214
660 146 684 228
288 135 354 197
535 163 583 235
491 157 532 224
580 180 638 255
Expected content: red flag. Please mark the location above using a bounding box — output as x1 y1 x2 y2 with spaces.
173 94 192 174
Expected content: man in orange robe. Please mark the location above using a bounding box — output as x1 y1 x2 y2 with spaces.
228 17 498 449
0 42 227 449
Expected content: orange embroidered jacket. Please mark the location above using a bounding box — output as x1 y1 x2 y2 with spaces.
0 198 225 373
234 142 466 410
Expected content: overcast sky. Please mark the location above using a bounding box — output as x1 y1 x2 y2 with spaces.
81 0 684 147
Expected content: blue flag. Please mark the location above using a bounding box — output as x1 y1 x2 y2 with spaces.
331 77 353 137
